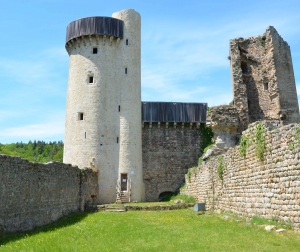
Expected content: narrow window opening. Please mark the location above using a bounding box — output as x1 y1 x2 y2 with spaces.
125 68 127 74
117 137 119 143
118 105 120 112
78 112 84 120
89 76 94 83
93 47 98 54
264 82 268 91
85 132 86 138
126 39 128 45
280 114 286 120
241 61 248 73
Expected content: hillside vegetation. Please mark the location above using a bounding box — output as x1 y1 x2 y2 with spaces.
0 141 63 163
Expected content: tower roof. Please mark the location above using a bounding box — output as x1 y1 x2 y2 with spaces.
142 102 207 123
66 16 124 44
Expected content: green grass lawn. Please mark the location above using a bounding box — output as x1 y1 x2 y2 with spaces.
1 209 300 252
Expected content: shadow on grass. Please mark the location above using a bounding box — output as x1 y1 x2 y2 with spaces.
0 211 92 246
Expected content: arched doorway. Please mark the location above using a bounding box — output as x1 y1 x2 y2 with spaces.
158 191 175 202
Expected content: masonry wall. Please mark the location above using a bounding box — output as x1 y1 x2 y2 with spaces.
183 122 300 231
142 122 202 201
0 155 98 233
230 26 299 130
64 9 144 204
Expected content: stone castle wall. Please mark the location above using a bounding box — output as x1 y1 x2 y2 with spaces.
142 122 202 201
0 155 98 232
183 122 300 231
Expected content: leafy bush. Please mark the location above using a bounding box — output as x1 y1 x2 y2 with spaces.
217 156 226 179
200 124 214 153
239 135 248 157
198 124 214 166
159 191 196 203
258 36 265 46
170 194 196 203
255 123 266 161
198 143 214 165
187 166 197 182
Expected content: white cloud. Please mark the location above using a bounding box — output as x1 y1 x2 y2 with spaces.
0 121 64 142
0 46 68 91
0 121 63 138
0 110 65 143
141 12 300 104
40 47 68 60
0 60 50 84
0 110 24 121
204 92 233 107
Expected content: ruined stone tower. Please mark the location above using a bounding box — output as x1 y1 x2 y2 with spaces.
63 9 145 203
230 26 300 130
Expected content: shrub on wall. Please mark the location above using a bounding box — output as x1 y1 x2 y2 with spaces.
295 124 300 144
187 166 197 182
200 124 214 153
217 156 226 179
239 135 248 157
255 123 266 161
198 124 214 165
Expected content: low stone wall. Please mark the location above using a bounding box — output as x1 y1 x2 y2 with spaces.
0 155 98 232
183 122 300 231
142 122 201 201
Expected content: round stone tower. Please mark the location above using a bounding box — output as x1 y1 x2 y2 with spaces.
63 9 144 203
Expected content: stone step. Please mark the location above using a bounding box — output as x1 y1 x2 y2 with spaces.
116 194 130 203
106 206 125 210
105 209 126 212
118 199 130 202
87 202 194 212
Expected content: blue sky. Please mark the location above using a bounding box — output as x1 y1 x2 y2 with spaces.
1 0 300 143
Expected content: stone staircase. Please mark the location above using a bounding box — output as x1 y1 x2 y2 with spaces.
104 205 126 212
116 191 130 203
115 178 131 203
85 204 126 212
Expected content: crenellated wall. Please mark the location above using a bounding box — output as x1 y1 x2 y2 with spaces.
182 122 300 231
0 155 98 233
142 122 202 201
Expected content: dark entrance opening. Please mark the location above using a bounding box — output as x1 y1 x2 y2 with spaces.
158 191 175 201
121 173 128 191
241 61 248 73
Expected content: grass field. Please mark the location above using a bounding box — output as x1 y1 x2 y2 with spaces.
1 209 300 251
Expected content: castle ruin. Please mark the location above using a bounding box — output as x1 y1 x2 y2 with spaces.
230 26 299 131
1 10 300 232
